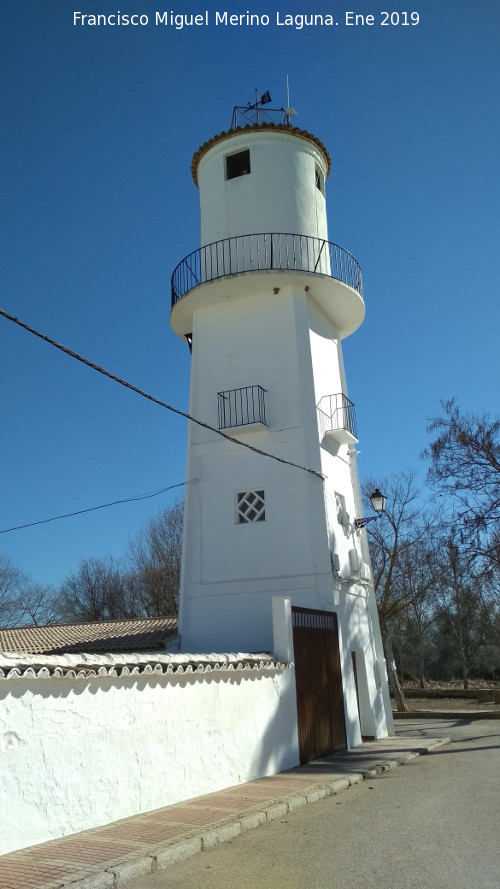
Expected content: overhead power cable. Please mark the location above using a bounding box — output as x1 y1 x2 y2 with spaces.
0 309 325 481
0 482 185 535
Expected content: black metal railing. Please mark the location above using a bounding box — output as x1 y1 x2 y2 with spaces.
171 233 363 307
317 393 357 440
218 385 267 430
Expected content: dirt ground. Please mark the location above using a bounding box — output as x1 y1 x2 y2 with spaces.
403 697 500 710
394 681 500 711
403 679 500 690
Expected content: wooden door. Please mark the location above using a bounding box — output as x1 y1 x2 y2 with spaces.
292 607 347 763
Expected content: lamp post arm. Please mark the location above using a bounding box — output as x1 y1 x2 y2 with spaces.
353 514 382 530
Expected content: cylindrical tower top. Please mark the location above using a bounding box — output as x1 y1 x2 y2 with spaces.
192 124 332 247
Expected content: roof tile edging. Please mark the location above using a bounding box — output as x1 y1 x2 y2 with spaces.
191 122 332 185
0 651 291 683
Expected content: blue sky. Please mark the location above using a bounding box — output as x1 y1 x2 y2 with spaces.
1 1 499 589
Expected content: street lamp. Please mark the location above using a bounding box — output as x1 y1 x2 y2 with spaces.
353 488 387 530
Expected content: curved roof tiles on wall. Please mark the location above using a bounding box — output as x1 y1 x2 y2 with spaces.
0 651 290 683
191 123 332 185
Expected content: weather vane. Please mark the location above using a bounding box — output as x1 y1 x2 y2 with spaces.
230 77 297 128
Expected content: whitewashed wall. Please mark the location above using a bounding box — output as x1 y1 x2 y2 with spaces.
0 647 298 856
197 128 329 245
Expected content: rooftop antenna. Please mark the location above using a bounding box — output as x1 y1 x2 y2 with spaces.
284 75 297 125
230 88 294 129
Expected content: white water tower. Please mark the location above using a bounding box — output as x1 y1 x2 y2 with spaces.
170 107 391 743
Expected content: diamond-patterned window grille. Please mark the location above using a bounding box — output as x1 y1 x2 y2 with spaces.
236 490 266 524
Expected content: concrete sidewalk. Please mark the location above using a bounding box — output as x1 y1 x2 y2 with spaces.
0 733 449 889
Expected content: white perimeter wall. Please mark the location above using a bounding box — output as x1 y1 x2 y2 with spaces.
0 656 298 856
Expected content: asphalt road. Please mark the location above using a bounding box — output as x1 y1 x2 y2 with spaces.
127 720 500 889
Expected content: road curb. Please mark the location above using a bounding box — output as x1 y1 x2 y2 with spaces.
424 737 452 751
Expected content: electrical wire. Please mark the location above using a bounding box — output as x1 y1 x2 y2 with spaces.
0 483 185 535
0 308 325 482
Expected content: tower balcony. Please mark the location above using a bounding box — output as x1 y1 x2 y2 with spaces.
317 393 358 454
170 233 364 340
218 385 267 432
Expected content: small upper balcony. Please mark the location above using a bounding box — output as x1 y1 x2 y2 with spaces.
218 385 267 432
170 232 365 341
317 393 358 455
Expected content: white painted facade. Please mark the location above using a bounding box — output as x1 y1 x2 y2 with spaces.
196 127 329 244
0 638 297 855
171 122 393 747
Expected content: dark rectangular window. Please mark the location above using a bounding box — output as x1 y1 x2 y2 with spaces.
315 166 324 194
226 149 251 180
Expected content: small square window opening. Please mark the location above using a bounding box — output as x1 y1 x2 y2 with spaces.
226 149 251 180
236 489 265 524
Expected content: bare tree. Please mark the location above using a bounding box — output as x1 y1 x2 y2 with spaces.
435 541 489 689
128 502 183 616
426 399 500 566
401 590 438 688
57 556 134 622
33 503 183 626
19 584 61 627
479 562 500 647
364 470 442 710
425 400 500 672
0 555 27 626
1 501 183 630
0 555 58 628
